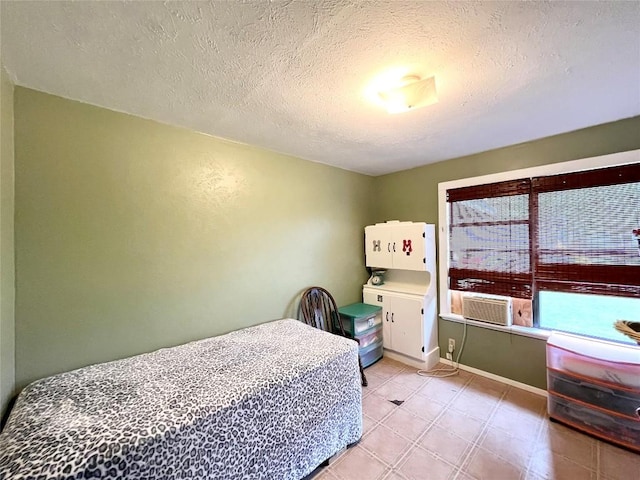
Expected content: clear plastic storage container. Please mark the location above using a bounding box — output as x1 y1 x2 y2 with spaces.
338 303 382 335
547 370 640 420
546 332 640 452
358 328 383 349
546 332 640 390
360 340 383 368
548 393 640 451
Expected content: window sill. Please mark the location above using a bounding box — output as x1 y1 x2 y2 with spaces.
439 313 551 341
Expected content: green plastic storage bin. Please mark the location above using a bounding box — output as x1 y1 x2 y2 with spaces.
338 303 382 336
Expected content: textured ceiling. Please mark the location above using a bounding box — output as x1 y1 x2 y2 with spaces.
1 1 639 176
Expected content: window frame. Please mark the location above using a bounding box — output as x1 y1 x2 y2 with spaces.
437 149 640 340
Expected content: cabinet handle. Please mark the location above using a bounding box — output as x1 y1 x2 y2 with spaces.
393 242 396 252
386 312 389 322
391 312 394 323
388 243 391 252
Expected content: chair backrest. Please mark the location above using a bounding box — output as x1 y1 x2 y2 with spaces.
299 287 346 337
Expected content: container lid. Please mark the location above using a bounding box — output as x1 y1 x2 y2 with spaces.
547 331 640 365
338 302 382 319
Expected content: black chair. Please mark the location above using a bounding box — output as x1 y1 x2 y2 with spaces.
299 286 368 387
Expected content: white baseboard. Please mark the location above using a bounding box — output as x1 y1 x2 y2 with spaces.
439 358 547 397
382 346 440 372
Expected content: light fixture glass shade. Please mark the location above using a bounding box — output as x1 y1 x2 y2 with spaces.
378 75 438 114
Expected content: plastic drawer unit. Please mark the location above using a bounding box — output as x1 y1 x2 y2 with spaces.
548 394 640 450
358 328 383 349
338 302 383 367
360 341 384 369
547 370 640 419
546 332 640 452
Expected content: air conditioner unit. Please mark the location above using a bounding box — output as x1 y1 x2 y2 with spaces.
462 295 512 326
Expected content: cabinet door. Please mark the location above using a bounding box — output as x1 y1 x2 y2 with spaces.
365 225 393 269
389 295 424 360
391 223 426 271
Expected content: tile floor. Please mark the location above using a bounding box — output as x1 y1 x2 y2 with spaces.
311 358 639 480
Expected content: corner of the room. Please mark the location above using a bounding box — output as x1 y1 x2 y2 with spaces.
0 63 16 424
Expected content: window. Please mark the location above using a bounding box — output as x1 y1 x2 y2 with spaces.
438 150 640 344
448 179 532 299
533 164 640 298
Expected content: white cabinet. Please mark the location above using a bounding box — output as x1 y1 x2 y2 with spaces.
387 295 423 359
362 221 438 369
365 222 431 271
364 224 393 269
363 288 434 362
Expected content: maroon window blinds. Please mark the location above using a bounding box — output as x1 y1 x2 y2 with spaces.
447 163 640 301
532 163 640 298
447 179 533 299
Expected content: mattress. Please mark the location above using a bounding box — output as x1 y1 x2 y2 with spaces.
0 319 362 480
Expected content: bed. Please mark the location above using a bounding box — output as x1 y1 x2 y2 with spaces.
0 318 362 479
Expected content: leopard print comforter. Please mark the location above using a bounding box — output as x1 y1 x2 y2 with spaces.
0 319 362 479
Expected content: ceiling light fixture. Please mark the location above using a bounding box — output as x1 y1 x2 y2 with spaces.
378 75 438 114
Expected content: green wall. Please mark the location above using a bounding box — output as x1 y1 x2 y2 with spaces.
374 116 640 389
0 67 15 418
8 84 640 397
14 87 375 390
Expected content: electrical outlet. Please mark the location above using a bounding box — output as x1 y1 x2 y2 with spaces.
446 352 453 360
448 338 455 353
